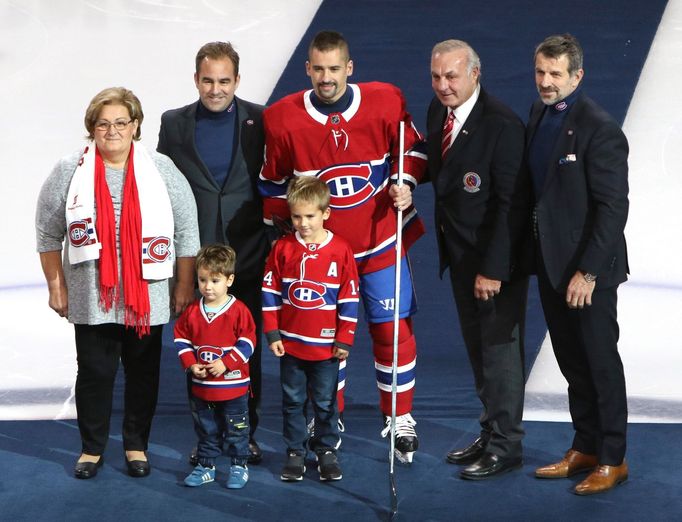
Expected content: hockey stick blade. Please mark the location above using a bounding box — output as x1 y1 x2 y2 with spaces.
390 471 398 519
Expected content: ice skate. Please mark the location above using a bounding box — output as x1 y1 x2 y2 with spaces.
381 413 418 464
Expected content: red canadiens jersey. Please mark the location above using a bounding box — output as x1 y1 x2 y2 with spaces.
262 231 360 361
259 82 427 274
174 297 256 402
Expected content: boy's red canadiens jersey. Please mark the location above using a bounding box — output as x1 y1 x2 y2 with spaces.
259 82 427 274
262 231 360 361
174 297 256 402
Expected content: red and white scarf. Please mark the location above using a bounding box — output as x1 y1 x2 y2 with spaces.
65 143 174 336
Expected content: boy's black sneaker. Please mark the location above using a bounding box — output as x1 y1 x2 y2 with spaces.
316 449 342 481
280 451 305 481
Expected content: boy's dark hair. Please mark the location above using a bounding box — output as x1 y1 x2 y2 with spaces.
287 176 331 211
196 244 237 278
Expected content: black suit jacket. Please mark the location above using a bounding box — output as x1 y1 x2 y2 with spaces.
526 92 629 291
425 87 530 281
158 97 269 280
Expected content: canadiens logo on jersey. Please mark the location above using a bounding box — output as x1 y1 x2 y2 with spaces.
196 345 223 363
287 279 328 309
68 218 97 247
142 236 171 264
318 162 385 209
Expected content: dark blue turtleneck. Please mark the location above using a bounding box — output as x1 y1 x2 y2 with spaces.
528 87 581 197
195 100 237 189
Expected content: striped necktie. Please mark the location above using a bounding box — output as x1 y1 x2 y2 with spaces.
441 110 456 158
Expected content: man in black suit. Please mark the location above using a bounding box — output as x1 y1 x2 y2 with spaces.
158 41 269 463
426 39 530 480
527 34 629 495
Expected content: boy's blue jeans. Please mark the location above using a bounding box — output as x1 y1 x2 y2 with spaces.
191 392 249 467
280 354 340 453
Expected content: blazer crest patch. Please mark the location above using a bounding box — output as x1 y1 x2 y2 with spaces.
462 172 481 193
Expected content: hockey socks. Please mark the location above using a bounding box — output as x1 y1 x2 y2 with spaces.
369 319 416 416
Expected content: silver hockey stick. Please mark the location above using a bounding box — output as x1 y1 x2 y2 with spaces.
389 121 405 519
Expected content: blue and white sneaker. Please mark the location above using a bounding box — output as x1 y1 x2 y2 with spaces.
184 464 215 487
226 465 248 489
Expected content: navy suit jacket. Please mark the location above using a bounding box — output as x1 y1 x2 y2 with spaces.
526 92 629 292
425 87 530 281
158 97 269 280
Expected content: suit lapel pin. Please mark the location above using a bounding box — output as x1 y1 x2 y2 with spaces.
246 119 254 125
568 129 574 135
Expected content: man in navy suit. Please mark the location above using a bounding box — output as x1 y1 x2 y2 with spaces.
158 41 269 464
527 34 629 495
426 39 530 480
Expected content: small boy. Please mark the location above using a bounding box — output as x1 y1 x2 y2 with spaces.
262 176 360 481
174 244 256 489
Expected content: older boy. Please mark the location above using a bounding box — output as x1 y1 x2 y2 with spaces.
263 176 359 481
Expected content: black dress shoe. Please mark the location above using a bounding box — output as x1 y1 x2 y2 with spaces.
74 457 103 479
125 454 150 478
446 436 488 464
459 452 522 480
247 438 263 464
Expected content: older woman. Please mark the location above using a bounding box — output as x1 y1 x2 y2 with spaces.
36 87 200 479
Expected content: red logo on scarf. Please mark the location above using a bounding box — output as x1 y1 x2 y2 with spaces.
143 236 171 263
68 219 95 247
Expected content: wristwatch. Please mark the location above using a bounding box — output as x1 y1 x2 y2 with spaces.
583 272 597 283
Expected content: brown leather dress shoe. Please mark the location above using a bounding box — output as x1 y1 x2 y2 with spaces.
574 462 628 495
535 449 598 478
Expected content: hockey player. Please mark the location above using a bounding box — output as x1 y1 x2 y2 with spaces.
174 244 256 489
263 176 359 481
258 30 426 463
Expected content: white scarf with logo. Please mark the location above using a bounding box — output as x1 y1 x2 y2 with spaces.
65 143 175 280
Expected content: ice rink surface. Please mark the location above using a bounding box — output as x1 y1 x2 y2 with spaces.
1 0 680 422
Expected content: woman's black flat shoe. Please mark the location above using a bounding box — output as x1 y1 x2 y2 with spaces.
74 457 103 479
125 454 150 478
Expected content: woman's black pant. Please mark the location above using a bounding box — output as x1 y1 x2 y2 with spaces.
74 323 163 455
